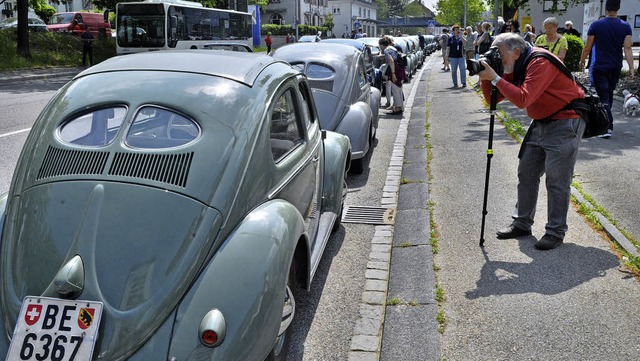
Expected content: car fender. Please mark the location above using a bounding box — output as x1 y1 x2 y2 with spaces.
168 199 306 361
335 102 371 160
321 131 350 214
369 86 381 130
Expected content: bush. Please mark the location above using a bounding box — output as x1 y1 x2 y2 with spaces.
260 24 328 37
563 33 583 72
0 30 116 70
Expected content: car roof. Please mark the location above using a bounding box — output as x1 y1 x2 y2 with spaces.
75 50 278 86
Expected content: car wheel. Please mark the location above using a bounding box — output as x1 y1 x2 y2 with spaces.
265 268 296 361
332 177 347 233
350 157 365 174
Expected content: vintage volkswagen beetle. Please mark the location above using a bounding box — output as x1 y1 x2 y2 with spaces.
0 50 350 360
272 42 381 173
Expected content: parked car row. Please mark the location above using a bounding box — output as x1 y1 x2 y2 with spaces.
0 50 351 361
0 36 422 361
0 12 111 38
0 16 48 32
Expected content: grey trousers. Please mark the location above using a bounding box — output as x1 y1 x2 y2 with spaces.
512 117 585 239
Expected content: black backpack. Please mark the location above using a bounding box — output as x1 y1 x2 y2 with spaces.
397 53 408 68
521 52 609 138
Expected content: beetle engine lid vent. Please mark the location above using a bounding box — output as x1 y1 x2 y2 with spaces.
108 152 193 188
341 206 396 225
37 146 109 180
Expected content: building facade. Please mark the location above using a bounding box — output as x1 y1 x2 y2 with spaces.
518 0 639 44
327 0 377 38
262 0 329 29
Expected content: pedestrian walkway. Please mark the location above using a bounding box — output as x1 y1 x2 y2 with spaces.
380 52 640 361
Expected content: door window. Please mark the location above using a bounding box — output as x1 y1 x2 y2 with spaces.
269 89 303 161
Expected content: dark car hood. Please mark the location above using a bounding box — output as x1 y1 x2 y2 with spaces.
0 181 222 360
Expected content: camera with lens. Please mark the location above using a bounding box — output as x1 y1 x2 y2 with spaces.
467 46 504 77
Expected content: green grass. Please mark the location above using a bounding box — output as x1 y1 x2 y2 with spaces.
0 30 117 70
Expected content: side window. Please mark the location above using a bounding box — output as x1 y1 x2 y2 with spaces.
270 89 303 162
58 107 127 147
356 57 367 88
298 81 315 130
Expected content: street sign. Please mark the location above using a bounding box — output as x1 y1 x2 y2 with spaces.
428 20 435 29
354 22 361 29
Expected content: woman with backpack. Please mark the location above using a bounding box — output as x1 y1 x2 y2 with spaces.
379 36 406 115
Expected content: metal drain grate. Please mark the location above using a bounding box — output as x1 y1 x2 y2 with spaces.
341 206 396 225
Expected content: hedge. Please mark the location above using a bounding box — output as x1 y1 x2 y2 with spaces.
563 33 584 72
261 24 328 37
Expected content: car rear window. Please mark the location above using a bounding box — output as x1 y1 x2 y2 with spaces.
126 106 200 149
58 107 127 147
305 63 334 92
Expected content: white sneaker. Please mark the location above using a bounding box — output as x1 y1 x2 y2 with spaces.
599 129 612 138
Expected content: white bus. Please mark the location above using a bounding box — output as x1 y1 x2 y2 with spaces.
116 0 253 55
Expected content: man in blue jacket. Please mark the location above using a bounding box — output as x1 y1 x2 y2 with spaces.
579 0 634 138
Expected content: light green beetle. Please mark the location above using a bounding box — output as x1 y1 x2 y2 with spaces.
0 50 350 361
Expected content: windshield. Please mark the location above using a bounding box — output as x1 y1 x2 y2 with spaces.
49 13 74 25
117 3 166 48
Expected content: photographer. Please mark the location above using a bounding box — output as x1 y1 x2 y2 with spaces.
475 33 585 250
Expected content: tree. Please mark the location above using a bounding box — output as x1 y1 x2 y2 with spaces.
16 0 29 58
324 12 334 35
435 0 485 27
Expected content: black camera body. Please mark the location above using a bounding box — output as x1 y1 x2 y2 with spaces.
467 46 504 77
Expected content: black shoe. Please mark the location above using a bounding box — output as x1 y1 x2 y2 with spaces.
496 225 532 239
534 234 563 250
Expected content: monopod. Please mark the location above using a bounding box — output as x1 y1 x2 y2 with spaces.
479 85 499 247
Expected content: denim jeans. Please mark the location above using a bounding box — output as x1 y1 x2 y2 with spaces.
512 118 585 239
591 68 621 130
450 57 466 86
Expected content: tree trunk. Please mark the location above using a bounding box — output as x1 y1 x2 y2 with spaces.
16 0 30 58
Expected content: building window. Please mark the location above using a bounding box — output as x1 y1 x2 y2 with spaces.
271 13 283 25
269 0 281 3
635 15 640 28
359 7 361 16
333 6 340 15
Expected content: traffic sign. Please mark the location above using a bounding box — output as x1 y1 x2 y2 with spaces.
428 20 435 29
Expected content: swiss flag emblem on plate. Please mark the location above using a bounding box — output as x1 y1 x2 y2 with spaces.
24 303 42 326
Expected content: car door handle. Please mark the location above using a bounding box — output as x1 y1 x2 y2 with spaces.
312 156 319 163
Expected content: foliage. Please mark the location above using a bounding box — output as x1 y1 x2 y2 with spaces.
324 13 334 33
435 0 485 27
563 33 583 72
261 23 327 36
0 29 116 70
31 0 56 24
388 0 404 17
377 0 390 19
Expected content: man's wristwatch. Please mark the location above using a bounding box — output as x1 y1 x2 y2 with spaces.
491 75 501 86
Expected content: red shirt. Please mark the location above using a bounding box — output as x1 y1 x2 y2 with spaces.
481 49 583 120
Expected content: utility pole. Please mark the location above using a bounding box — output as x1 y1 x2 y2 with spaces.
464 0 467 27
493 0 500 34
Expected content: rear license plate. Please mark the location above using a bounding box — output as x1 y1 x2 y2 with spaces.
7 296 103 361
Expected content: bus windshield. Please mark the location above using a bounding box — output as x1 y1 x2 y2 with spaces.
117 3 166 48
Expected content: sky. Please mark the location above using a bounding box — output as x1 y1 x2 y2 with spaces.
423 0 438 13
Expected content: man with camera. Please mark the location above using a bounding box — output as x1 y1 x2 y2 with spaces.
474 32 585 250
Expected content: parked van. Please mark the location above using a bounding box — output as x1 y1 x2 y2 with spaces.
47 12 111 37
